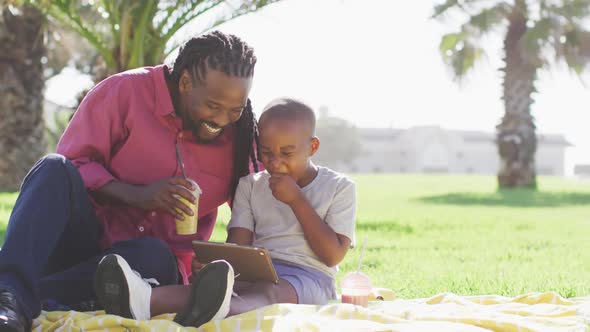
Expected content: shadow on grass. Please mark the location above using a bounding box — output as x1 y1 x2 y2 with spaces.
418 190 590 207
357 222 414 234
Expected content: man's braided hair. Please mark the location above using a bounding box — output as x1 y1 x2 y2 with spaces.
170 30 260 201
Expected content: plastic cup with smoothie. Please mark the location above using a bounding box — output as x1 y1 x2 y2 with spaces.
340 235 372 307
341 271 372 307
174 179 201 235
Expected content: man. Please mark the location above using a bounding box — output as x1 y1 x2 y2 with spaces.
0 30 260 332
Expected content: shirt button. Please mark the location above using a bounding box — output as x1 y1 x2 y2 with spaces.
151 211 157 217
138 226 144 232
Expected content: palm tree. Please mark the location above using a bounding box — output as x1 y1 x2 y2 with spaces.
40 0 280 81
433 0 590 188
0 4 47 191
0 1 280 190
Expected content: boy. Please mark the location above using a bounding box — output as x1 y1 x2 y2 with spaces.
94 98 357 327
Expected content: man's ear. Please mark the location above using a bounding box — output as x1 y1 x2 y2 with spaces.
179 70 193 93
310 136 320 156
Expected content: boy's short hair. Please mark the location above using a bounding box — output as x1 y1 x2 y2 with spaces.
259 98 316 135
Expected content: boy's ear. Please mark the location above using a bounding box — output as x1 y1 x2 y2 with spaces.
309 136 320 156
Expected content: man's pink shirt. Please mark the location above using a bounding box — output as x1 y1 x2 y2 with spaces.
56 65 235 283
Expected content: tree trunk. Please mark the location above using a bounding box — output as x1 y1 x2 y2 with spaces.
0 5 47 191
497 0 537 188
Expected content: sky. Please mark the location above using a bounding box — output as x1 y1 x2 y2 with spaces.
46 0 590 174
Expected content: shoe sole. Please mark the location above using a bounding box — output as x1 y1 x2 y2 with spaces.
173 262 231 327
94 254 134 319
0 320 25 332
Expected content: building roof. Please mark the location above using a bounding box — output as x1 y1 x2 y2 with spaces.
358 126 572 146
358 128 402 140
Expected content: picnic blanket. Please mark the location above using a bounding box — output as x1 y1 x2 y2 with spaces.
32 291 590 331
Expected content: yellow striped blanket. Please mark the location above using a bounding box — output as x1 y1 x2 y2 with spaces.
32 291 589 331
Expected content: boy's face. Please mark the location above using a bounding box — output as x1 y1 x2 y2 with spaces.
258 117 319 183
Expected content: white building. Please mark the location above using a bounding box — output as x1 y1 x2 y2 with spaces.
574 165 590 177
347 126 571 175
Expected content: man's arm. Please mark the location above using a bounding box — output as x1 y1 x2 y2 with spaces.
56 79 195 218
56 80 125 192
95 178 196 219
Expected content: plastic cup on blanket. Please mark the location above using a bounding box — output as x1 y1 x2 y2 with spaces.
174 179 201 235
341 271 372 307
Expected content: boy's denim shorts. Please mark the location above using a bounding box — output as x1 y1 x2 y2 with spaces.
273 259 337 305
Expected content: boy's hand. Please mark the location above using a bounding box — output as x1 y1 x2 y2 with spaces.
190 258 206 281
269 174 303 205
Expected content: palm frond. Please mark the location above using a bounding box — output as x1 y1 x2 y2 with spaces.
543 0 590 22
161 0 223 48
128 0 157 68
432 0 503 19
34 0 283 76
522 17 556 57
464 2 511 35
439 32 485 80
156 0 185 32
164 0 280 58
41 0 115 69
556 26 590 74
432 0 462 18
101 0 121 39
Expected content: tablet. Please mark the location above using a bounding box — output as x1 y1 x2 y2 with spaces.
192 240 279 284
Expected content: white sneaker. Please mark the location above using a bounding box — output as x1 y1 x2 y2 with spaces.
94 254 157 320
173 260 234 327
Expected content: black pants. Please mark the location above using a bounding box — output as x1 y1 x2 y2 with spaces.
0 154 179 319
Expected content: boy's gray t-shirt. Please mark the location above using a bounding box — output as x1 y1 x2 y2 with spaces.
227 166 357 278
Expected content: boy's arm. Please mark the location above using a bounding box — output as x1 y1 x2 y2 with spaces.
269 174 352 267
226 227 254 246
290 198 351 267
226 176 256 246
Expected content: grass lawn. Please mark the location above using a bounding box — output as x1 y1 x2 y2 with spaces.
1 175 589 299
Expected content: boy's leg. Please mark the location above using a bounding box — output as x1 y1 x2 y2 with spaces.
229 279 297 316
171 261 234 327
95 258 232 324
148 279 278 319
0 154 102 330
229 261 336 315
150 284 193 316
170 278 296 326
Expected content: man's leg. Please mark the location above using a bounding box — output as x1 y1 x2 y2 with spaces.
0 154 101 329
40 236 179 310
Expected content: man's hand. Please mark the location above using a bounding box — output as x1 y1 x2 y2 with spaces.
268 174 303 205
131 177 196 219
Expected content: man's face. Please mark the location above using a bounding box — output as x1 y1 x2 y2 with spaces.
258 117 319 183
178 67 252 142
